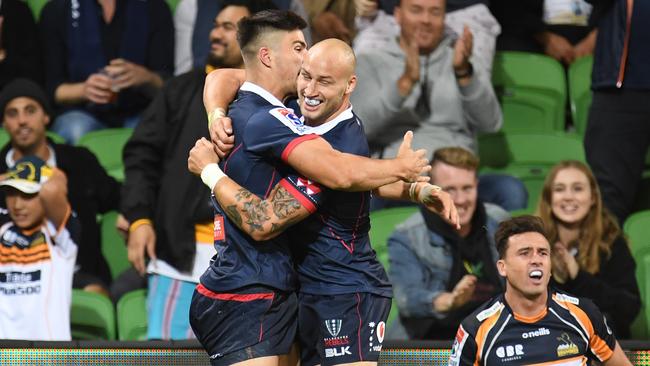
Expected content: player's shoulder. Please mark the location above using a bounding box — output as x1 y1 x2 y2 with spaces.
551 289 600 315
461 295 507 335
247 106 311 135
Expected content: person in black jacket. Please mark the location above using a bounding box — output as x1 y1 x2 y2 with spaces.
119 1 254 340
0 0 42 89
536 160 640 338
0 78 120 296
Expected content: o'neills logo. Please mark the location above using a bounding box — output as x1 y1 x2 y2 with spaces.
556 333 579 357
522 327 550 339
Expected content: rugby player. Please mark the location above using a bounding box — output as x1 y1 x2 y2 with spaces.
448 215 631 366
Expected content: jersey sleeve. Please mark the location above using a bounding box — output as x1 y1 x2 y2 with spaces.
244 107 318 162
278 173 325 214
580 298 616 362
448 324 478 366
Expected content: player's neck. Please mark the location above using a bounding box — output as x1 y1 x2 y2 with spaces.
246 70 289 103
505 287 548 318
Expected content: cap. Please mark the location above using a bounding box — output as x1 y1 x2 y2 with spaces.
0 156 53 194
0 78 52 117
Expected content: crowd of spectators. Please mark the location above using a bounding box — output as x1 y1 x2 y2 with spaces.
0 0 647 346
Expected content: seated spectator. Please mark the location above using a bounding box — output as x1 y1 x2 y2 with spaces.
0 156 78 340
353 0 501 76
119 1 250 339
352 0 526 211
536 160 641 338
0 78 120 297
492 0 604 65
0 0 42 89
304 0 356 44
39 0 174 143
388 147 506 340
174 0 310 75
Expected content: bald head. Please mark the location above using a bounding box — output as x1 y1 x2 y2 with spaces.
297 38 358 126
306 38 356 79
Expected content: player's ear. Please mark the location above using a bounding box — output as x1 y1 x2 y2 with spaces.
345 75 357 95
497 259 506 277
258 47 272 68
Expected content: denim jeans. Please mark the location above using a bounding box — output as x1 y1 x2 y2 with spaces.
52 109 140 144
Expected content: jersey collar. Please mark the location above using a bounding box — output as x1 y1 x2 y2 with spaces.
240 82 286 107
307 105 355 136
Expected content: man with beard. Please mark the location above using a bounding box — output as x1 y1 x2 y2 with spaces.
119 0 265 340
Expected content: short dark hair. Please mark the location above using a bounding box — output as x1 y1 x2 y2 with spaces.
237 9 307 59
495 215 548 259
221 0 277 13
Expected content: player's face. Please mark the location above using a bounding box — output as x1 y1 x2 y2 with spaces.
297 52 355 125
550 167 594 226
273 30 307 98
498 232 551 299
5 188 45 231
3 97 49 152
207 6 250 68
395 0 445 54
431 162 477 230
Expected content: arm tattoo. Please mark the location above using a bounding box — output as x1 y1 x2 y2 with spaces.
272 187 303 219
224 205 242 228
241 200 270 232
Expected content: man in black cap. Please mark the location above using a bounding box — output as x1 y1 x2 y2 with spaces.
0 78 121 297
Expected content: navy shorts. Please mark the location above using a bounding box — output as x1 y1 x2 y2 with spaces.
298 292 391 366
189 283 297 366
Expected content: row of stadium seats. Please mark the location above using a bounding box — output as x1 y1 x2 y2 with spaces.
369 207 650 340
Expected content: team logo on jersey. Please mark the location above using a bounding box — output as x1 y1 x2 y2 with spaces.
296 177 321 195
556 333 579 357
270 108 309 134
449 326 469 366
325 319 342 337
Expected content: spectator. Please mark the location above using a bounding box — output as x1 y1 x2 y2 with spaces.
119 2 250 339
0 0 42 89
0 79 120 297
304 0 357 44
39 0 174 143
536 160 640 338
353 0 501 76
583 0 650 224
492 0 604 66
388 147 506 340
352 0 526 211
174 0 310 75
0 156 78 340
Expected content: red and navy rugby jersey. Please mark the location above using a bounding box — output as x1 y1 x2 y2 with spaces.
199 82 318 293
449 289 616 366
286 107 392 298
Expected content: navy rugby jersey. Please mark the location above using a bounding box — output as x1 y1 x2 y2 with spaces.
449 289 616 366
286 107 392 298
199 82 318 293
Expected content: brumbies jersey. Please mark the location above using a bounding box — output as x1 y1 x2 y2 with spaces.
449 290 616 366
287 108 392 298
0 209 79 340
200 82 318 293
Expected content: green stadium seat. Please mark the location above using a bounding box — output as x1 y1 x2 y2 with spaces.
117 289 148 341
492 51 567 132
77 128 133 182
624 210 650 261
26 0 48 20
568 56 593 136
369 206 419 326
71 289 117 340
631 254 650 339
478 131 585 210
46 131 66 144
100 211 130 280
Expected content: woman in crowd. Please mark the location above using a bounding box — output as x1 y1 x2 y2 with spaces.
537 160 640 338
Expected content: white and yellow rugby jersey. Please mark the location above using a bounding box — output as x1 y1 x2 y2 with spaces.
449 290 616 366
0 210 78 340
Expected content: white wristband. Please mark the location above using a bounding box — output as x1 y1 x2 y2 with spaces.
200 163 226 191
418 184 442 204
207 107 226 128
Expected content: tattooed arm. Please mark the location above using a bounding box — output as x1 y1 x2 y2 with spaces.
189 137 311 241
213 180 311 241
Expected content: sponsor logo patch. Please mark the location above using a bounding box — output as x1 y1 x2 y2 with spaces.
476 301 504 321
522 327 550 339
496 344 525 362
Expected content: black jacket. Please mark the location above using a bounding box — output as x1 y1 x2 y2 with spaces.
0 141 120 285
120 68 213 272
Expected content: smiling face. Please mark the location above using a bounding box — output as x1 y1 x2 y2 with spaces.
5 188 44 231
297 40 356 126
498 231 552 300
395 0 445 54
270 29 308 99
3 97 49 153
550 167 594 226
207 5 250 68
431 161 477 234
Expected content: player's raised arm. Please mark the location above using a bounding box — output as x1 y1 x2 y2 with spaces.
189 138 311 241
204 68 245 158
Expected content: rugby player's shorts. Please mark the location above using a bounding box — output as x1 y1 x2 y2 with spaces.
298 292 391 366
189 283 297 366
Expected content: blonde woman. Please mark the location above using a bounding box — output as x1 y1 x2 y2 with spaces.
536 160 640 338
